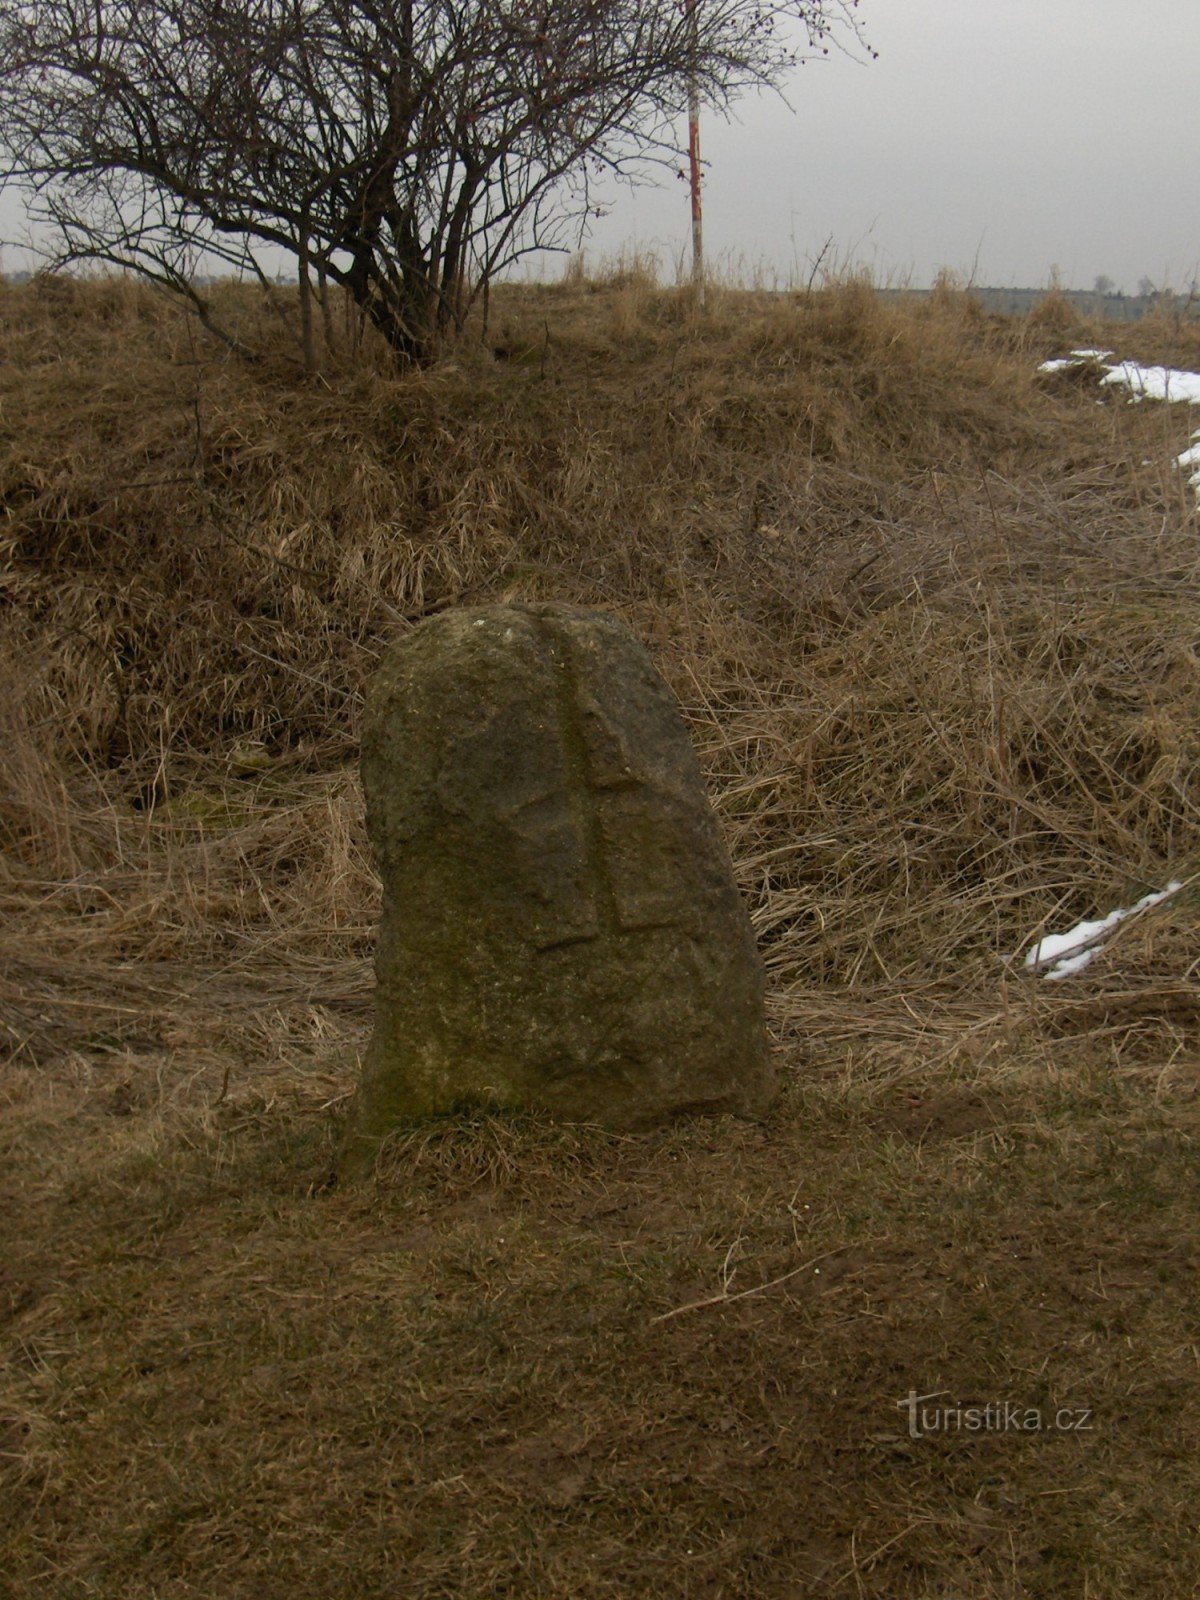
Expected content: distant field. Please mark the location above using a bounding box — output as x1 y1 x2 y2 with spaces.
2 273 1198 1598
883 284 1198 323
6 269 1195 324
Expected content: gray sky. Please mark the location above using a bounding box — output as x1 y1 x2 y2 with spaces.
2 0 1196 291
582 0 1200 290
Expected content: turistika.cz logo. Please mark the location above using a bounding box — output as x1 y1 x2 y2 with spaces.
898 1391 1094 1441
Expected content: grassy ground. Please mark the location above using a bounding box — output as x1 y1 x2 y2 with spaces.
2 270 1199 1597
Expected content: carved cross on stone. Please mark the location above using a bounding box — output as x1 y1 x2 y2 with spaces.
341 603 772 1170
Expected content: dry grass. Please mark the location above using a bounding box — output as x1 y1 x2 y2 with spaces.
2 274 1199 1597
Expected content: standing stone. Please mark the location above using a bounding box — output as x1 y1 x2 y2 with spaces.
341 602 772 1166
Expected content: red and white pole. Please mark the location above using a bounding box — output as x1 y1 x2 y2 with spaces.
686 0 704 304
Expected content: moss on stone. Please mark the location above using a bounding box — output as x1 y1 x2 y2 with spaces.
340 603 772 1173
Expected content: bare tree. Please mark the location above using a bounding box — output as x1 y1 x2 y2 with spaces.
0 0 869 363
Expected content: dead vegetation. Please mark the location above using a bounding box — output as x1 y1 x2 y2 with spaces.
2 272 1199 1597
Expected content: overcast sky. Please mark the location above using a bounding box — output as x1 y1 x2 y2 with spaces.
581 0 1200 290
2 0 1196 291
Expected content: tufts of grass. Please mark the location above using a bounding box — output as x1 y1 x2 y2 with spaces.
3 272 1200 1596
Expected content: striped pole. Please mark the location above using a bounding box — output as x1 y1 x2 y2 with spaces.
686 0 704 305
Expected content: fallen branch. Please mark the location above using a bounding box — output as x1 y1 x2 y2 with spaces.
650 1238 884 1325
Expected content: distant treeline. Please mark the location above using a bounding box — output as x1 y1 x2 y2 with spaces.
882 287 1199 323
3 269 1195 324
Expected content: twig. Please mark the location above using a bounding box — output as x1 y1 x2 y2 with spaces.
1021 876 1190 976
832 1519 939 1592
650 1238 883 1324
235 640 364 706
806 234 835 294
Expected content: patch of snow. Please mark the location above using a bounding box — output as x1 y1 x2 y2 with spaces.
1039 352 1200 502
1178 435 1200 490
1038 349 1115 374
1020 881 1183 981
1042 948 1100 980
1099 363 1200 404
